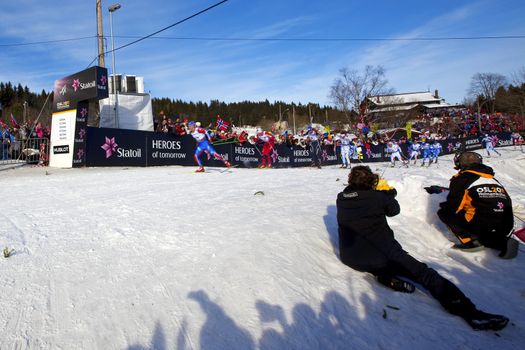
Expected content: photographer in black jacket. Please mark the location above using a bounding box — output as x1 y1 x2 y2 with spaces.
336 165 508 331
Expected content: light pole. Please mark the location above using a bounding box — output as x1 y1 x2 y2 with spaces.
292 104 296 135
23 101 27 124
281 108 289 131
109 3 121 128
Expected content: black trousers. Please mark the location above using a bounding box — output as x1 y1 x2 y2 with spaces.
368 248 476 318
310 141 321 166
437 208 507 251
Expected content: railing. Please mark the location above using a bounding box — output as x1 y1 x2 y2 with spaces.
0 138 49 165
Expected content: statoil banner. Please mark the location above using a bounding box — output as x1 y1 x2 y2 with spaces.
85 127 512 168
53 66 109 112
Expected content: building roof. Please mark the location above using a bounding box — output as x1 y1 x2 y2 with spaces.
367 92 441 106
369 104 419 113
422 102 451 109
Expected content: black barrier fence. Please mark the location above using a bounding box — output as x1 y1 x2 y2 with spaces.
86 127 513 168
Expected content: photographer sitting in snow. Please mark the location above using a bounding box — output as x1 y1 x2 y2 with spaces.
434 151 518 258
336 165 508 331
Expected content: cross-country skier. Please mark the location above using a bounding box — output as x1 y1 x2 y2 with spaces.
511 131 523 151
408 140 421 164
481 134 501 157
386 141 406 167
431 140 443 164
255 127 276 169
307 126 322 168
336 165 509 331
436 151 518 258
188 121 231 172
420 139 433 167
334 131 353 168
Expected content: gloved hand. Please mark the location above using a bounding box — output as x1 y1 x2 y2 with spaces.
376 179 397 197
424 185 448 194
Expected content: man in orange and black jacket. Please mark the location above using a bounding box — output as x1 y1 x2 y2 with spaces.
437 151 517 258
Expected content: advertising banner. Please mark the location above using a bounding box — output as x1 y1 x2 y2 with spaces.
147 133 193 167
291 145 313 167
53 66 109 112
462 135 484 151
49 109 76 168
86 127 146 167
72 101 88 167
231 143 261 168
84 128 514 168
364 143 386 163
271 143 294 168
321 145 339 166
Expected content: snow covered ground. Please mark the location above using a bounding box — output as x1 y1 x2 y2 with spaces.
1 148 524 350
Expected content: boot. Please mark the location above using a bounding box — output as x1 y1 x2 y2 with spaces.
499 238 518 259
195 166 205 173
452 239 484 252
376 275 415 293
463 309 509 331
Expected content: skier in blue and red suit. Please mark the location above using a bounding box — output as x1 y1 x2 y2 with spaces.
188 121 230 172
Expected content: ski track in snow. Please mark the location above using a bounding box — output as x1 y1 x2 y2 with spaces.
0 148 524 349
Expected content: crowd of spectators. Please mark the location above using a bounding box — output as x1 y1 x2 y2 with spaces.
413 109 523 140
152 108 524 151
1 120 50 160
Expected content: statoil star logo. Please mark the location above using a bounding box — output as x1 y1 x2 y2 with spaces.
101 137 118 158
72 79 81 92
80 108 88 118
447 143 454 152
76 148 85 160
321 150 328 161
78 128 86 139
497 202 504 209
100 75 107 85
271 149 279 163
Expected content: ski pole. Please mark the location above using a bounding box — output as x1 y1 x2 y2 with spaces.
212 140 238 146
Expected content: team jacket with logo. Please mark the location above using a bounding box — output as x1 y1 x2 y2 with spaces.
442 164 514 233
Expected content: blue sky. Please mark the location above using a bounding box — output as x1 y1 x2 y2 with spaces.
0 0 524 105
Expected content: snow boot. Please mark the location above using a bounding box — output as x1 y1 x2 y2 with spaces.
499 238 519 259
464 310 509 331
377 276 415 293
452 239 484 252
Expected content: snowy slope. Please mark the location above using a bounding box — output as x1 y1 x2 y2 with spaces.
0 148 524 350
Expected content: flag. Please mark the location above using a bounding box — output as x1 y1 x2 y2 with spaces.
216 116 229 131
0 119 7 130
406 122 412 140
11 113 20 128
323 125 331 137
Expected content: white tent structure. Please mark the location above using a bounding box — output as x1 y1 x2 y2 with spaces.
99 92 154 131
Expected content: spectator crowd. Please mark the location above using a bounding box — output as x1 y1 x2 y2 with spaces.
153 108 524 151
